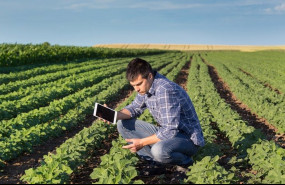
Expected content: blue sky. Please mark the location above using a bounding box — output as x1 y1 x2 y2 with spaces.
0 0 285 46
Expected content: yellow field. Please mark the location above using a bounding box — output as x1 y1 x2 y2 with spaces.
93 44 285 52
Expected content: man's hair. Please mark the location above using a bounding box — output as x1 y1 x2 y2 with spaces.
126 58 154 81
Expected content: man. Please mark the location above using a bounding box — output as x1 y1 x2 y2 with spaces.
107 58 204 173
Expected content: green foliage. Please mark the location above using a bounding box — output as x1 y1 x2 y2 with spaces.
194 142 223 161
2 51 284 184
246 140 285 184
0 43 166 67
22 156 73 184
0 53 175 164
0 65 126 121
203 51 285 133
90 137 143 184
18 53 184 184
186 54 285 184
20 123 113 184
185 156 237 184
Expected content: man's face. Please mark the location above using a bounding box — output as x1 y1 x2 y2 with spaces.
130 73 153 95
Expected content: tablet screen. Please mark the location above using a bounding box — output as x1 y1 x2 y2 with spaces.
94 103 116 123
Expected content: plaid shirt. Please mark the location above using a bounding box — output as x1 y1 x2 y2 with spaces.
125 72 205 147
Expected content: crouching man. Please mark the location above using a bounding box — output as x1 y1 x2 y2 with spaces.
114 58 205 174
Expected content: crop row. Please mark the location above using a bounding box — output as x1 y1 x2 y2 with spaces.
0 53 175 103
0 65 127 121
0 73 127 162
181 55 237 183
184 55 285 184
0 53 177 138
0 58 129 96
0 73 125 139
0 54 175 165
204 51 285 94
0 57 118 85
0 52 176 96
203 54 285 133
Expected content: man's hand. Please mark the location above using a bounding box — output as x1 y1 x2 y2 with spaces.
122 139 144 153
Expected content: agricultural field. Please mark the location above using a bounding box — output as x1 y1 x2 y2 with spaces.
94 44 285 52
0 44 284 184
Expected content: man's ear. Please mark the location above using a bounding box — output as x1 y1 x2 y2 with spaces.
148 73 153 80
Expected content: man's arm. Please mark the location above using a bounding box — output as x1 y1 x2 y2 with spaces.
101 92 145 123
124 94 147 119
122 134 161 153
141 134 161 146
117 108 132 121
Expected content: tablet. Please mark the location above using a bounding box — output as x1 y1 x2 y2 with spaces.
93 103 117 124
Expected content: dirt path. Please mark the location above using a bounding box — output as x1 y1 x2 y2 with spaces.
200 56 284 148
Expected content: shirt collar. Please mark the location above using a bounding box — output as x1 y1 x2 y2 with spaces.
147 71 158 97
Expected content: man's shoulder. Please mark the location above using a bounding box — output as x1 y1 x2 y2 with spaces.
155 77 178 94
155 73 187 96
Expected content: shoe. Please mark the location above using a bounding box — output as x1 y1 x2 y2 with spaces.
176 159 194 173
176 165 189 173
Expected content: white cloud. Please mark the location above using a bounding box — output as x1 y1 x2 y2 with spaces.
275 3 285 11
264 2 285 14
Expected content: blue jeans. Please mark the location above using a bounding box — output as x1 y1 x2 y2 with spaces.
117 119 199 165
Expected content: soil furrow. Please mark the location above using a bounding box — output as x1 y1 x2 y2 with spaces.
174 55 193 90
200 56 284 148
238 68 283 95
0 115 96 184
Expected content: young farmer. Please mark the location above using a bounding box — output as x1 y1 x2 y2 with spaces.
106 58 204 174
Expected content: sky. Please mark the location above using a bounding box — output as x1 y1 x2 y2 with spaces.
0 0 285 46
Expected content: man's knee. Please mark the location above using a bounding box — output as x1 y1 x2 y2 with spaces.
116 120 123 129
116 119 135 134
116 120 125 135
151 142 170 164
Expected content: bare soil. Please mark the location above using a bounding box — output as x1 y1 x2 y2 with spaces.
174 56 193 90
